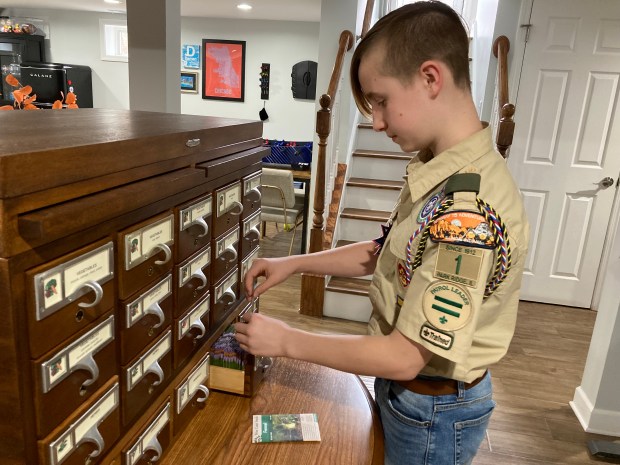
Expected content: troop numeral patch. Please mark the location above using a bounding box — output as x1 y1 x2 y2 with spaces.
420 324 453 350
434 243 484 288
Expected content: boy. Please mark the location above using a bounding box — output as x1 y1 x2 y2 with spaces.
234 2 530 464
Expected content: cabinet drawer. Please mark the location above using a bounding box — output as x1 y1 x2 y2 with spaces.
241 171 262 219
118 275 173 366
32 314 117 439
175 193 212 263
117 213 174 300
239 210 261 261
211 268 240 328
39 378 120 465
123 401 172 465
212 181 243 237
174 294 210 370
240 247 260 301
173 353 210 436
173 246 210 318
121 331 172 427
211 226 239 284
26 240 115 359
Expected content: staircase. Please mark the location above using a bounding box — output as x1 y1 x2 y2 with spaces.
323 122 410 322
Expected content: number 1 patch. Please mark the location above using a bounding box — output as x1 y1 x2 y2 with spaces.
433 243 484 288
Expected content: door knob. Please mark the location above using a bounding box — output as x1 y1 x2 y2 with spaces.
600 177 615 189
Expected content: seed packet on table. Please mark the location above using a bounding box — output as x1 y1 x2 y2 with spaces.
252 413 321 443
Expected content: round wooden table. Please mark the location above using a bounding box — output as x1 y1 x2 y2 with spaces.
161 357 384 464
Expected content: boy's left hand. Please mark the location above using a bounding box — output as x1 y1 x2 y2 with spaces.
233 312 290 357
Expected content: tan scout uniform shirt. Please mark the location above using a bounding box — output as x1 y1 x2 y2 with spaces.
368 128 530 383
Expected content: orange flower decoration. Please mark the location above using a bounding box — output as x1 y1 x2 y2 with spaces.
1 74 79 110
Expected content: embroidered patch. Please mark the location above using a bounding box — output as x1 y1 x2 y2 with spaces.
429 211 495 249
433 243 484 288
417 190 443 223
397 262 409 288
420 324 453 350
396 295 404 309
422 281 473 331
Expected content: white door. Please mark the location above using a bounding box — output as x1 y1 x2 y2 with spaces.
508 0 620 308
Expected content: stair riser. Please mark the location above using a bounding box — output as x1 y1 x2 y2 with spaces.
323 290 373 322
350 156 409 181
339 217 385 242
356 128 402 152
345 186 400 211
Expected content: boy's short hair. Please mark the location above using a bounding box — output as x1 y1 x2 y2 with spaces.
351 1 471 117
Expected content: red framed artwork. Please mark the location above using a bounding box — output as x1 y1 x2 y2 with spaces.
202 39 246 102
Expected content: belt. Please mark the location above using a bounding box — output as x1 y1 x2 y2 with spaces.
396 371 487 396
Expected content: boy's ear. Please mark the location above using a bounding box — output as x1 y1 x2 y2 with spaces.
419 60 443 98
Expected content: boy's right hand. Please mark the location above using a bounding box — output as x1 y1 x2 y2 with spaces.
244 256 298 300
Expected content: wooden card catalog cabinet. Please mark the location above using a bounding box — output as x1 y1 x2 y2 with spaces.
0 109 267 465
240 211 261 260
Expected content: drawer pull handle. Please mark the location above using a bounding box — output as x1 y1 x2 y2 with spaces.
191 216 209 238
192 268 208 290
145 302 165 329
186 138 201 148
221 288 236 306
145 360 164 387
151 243 172 265
247 226 260 242
143 435 163 462
220 246 238 263
79 423 105 460
190 318 206 340
77 280 104 309
248 187 262 201
230 201 244 216
256 356 273 371
74 352 100 390
196 384 210 403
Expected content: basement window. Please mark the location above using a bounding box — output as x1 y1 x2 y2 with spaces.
99 19 128 62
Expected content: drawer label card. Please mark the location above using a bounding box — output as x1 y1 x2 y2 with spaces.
179 247 211 287
48 383 119 465
127 331 171 391
241 248 260 282
42 315 115 393
180 196 212 231
125 215 174 270
127 275 172 328
126 403 171 465
215 269 238 302
216 228 239 259
243 211 261 237
244 172 261 194
217 184 241 217
34 242 114 321
178 296 210 340
176 354 210 414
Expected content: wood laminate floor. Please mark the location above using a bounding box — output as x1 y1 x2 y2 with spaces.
257 222 620 464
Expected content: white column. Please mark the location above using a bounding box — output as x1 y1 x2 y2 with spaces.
126 0 181 113
571 198 620 436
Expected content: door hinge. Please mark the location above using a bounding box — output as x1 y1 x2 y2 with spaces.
520 24 532 43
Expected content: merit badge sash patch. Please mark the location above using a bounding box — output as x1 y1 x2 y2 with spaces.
429 211 495 249
422 281 472 331
420 324 453 350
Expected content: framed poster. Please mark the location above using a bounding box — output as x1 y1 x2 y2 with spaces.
182 44 201 69
202 39 246 102
181 71 199 94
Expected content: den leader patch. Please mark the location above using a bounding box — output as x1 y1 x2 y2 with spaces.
429 211 495 249
422 281 473 331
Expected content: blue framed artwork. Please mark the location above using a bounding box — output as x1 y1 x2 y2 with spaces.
181 71 198 94
182 44 201 69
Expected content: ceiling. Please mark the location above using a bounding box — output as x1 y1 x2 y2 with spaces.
0 0 322 22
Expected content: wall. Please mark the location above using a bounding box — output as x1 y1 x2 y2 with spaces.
5 7 319 141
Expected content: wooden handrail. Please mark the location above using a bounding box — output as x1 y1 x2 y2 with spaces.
361 0 376 38
299 29 354 317
492 35 515 158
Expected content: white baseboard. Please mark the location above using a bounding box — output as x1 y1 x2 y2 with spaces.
571 386 620 437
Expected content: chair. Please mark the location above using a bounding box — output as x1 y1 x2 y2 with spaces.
260 167 305 255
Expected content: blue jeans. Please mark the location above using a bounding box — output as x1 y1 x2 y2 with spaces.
375 371 494 465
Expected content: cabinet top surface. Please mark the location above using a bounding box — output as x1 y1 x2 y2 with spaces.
0 108 260 158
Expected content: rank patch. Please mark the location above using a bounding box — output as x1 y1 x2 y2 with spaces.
429 211 495 249
433 243 484 288
422 281 472 331
420 324 453 350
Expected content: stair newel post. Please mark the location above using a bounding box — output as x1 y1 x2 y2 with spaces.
299 94 331 317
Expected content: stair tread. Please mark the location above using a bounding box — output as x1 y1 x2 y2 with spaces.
353 149 412 160
336 239 357 248
341 208 390 222
347 177 404 190
326 276 371 296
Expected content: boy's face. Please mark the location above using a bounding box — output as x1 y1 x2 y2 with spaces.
358 46 434 153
